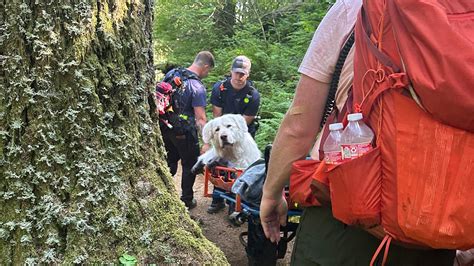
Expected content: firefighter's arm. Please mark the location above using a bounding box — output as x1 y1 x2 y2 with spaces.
260 74 329 243
194 106 207 134
197 106 211 153
212 105 223 118
243 90 259 124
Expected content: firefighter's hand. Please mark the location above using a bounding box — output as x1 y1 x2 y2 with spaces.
200 143 211 154
260 193 287 243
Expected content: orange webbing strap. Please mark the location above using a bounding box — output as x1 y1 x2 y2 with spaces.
376 0 387 52
370 235 392 266
357 68 408 119
236 195 242 212
376 99 383 146
357 3 409 118
204 167 212 197
360 6 400 73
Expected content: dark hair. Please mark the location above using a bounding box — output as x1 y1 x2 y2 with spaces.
162 63 178 75
194 51 215 68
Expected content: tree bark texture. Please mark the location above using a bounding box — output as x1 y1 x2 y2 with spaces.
0 0 227 264
214 0 236 38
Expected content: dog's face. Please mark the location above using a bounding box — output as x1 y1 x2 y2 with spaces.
203 114 248 149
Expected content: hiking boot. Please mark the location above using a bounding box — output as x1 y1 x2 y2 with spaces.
184 199 197 210
207 201 226 214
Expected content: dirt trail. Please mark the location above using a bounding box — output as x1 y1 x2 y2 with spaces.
174 167 293 265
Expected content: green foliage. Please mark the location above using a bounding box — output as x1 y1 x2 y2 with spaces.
154 0 221 66
154 0 332 149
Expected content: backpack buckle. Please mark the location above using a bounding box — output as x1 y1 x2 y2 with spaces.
173 76 182 86
388 73 408 89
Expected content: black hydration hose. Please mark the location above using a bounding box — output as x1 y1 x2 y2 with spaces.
320 31 355 128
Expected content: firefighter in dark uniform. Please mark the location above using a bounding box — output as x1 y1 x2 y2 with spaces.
160 51 214 209
207 55 261 213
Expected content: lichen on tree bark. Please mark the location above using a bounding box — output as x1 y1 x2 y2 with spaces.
0 0 227 264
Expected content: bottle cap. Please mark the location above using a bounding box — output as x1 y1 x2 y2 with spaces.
347 113 363 121
328 123 343 131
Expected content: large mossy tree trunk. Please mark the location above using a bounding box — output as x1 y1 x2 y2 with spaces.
0 0 227 264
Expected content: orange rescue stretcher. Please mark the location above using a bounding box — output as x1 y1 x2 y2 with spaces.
202 163 301 264
203 165 244 212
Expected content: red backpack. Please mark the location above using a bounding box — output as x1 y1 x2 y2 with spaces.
334 0 474 249
304 0 474 252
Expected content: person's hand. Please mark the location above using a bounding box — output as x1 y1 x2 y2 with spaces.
200 143 211 154
260 193 288 243
454 249 474 266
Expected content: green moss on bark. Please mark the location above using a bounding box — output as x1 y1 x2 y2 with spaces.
0 0 227 264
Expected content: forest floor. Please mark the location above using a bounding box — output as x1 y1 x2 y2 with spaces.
174 166 293 265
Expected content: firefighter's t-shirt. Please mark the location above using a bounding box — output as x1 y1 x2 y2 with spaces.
181 78 207 118
210 79 260 117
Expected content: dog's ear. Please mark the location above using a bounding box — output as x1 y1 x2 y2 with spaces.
232 114 248 132
202 120 213 144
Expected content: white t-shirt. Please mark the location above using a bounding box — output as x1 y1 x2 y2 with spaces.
298 0 362 159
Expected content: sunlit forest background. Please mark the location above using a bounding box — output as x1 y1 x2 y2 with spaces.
154 0 334 148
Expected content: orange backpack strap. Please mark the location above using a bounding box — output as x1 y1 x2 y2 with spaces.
355 6 409 118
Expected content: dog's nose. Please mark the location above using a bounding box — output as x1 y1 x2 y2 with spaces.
220 135 228 141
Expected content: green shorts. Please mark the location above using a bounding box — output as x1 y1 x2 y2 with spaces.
290 207 455 266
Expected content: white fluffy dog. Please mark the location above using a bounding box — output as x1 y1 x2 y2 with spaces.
192 114 261 172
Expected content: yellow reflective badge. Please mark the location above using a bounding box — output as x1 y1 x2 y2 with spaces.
244 98 250 104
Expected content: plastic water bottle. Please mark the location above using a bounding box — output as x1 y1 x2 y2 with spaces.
323 123 344 164
341 113 374 160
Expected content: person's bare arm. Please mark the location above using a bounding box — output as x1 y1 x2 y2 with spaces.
212 106 223 118
194 106 207 134
260 74 329 243
264 74 329 199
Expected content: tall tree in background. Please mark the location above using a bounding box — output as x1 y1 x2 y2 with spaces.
214 0 236 38
154 0 221 65
0 0 226 264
